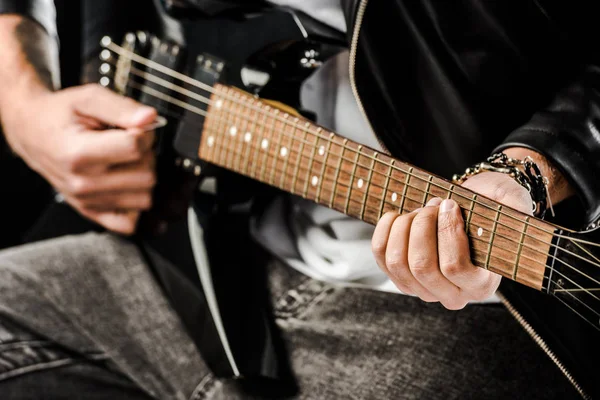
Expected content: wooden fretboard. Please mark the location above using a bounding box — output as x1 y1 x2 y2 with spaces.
199 84 555 291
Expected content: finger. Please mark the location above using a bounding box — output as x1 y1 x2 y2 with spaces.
437 199 501 301
78 190 153 211
372 212 400 271
386 209 437 301
73 84 157 128
64 194 140 235
65 158 156 197
69 129 155 169
408 200 464 309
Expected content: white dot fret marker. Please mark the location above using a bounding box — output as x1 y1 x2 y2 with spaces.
311 176 319 186
244 132 252 143
229 126 237 136
261 139 269 149
215 100 223 109
207 136 215 147
392 193 398 202
477 227 484 237
318 146 325 156
280 147 288 157
357 179 364 189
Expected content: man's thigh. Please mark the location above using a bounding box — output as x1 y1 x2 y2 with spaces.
0 233 210 400
205 259 582 399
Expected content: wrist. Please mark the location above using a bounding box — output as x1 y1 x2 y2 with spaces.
501 147 574 205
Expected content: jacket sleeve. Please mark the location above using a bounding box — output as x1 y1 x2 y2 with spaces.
0 0 56 38
494 65 600 224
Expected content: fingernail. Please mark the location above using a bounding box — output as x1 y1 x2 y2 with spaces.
427 197 443 207
440 199 456 212
130 107 156 125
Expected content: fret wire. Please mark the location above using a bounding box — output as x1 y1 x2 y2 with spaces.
234 96 252 173
379 160 394 218
269 113 286 185
447 185 454 200
399 167 413 214
279 118 296 190
212 93 229 165
330 139 347 208
259 109 276 182
225 92 243 169
423 175 434 206
124 66 558 239
345 145 362 214
316 133 334 203
291 120 308 195
361 153 377 220
513 216 530 281
484 205 503 270
466 194 477 228
302 125 320 198
243 101 260 176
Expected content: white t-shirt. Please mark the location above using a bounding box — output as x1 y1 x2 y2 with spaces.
252 0 500 302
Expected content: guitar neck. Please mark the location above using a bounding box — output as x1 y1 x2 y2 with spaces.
199 84 555 291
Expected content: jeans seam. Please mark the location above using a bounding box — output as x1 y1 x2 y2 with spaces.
0 357 78 382
274 278 335 320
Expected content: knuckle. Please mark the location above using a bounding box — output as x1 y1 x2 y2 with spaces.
409 257 431 278
371 238 387 259
437 213 462 235
67 176 93 196
412 210 438 229
80 83 103 103
385 252 406 272
125 136 144 158
439 259 465 278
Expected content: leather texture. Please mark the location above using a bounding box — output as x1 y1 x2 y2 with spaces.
0 0 56 38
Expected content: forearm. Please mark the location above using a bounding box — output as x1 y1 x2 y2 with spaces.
0 15 59 149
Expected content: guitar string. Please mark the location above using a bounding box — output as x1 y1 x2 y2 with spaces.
103 47 600 256
104 45 600 258
105 43 574 240
123 75 600 284
126 81 600 302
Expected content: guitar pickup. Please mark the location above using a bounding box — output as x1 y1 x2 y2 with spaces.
173 53 226 161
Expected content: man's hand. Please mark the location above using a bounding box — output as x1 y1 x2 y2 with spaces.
371 172 533 309
2 84 157 235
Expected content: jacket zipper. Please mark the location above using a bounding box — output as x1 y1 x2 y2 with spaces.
497 292 590 399
349 1 589 397
348 0 390 154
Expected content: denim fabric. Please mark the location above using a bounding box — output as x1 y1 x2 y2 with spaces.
0 233 582 399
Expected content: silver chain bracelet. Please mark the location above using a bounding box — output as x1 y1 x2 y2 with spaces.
452 152 554 219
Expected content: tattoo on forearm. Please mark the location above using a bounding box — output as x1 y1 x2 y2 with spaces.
14 19 56 90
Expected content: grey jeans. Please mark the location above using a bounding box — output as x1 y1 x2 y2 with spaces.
0 233 581 399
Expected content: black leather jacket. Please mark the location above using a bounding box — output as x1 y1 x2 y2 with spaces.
3 0 599 397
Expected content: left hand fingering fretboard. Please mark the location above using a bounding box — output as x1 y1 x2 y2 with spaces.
200 85 554 291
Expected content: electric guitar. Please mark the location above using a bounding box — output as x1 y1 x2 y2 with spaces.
97 7 599 395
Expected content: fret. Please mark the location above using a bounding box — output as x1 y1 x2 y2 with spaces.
302 126 320 198
250 105 269 179
269 113 286 186
243 101 259 176
399 167 413 214
315 133 334 203
279 118 297 189
224 93 242 169
466 194 477 228
259 109 277 182
345 145 362 214
447 185 454 200
484 205 503 270
422 175 434 206
212 94 229 165
513 216 530 280
205 94 222 162
291 119 308 195
234 97 252 174
330 138 347 208
360 153 377 220
379 160 394 218
217 90 236 167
